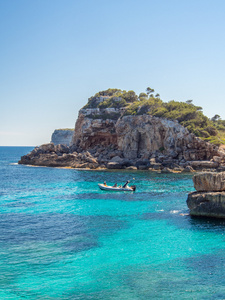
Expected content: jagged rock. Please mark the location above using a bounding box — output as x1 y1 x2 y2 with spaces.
86 157 98 164
39 143 55 152
193 172 225 192
55 144 70 154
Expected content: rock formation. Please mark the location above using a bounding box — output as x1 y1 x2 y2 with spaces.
187 172 225 218
19 90 225 170
18 143 100 169
51 129 74 146
71 102 224 169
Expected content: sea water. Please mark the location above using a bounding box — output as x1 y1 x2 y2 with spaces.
1 147 225 299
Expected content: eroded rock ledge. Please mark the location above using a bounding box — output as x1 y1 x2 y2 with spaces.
18 141 225 173
187 172 225 218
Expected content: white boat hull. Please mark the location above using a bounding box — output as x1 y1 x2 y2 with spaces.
98 184 135 192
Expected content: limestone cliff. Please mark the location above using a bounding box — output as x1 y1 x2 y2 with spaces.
51 129 74 146
72 105 221 163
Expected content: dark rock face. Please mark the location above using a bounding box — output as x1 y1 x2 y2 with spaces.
187 191 225 218
187 172 225 218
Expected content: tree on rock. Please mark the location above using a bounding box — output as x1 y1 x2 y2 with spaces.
146 87 155 96
211 114 221 122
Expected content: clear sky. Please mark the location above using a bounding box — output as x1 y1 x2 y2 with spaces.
1 0 225 146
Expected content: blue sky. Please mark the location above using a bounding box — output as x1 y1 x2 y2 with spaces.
1 0 225 146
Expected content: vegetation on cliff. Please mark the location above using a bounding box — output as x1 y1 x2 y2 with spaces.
82 88 225 145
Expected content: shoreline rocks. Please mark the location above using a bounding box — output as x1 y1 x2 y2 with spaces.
18 142 225 173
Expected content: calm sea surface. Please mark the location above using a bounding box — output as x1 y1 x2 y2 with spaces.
1 147 225 299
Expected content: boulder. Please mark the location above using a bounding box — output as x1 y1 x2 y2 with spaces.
189 161 219 169
126 166 137 170
187 191 225 218
39 143 55 152
110 156 123 163
161 167 173 173
213 156 222 163
106 162 123 169
193 172 225 192
183 166 195 172
55 144 69 154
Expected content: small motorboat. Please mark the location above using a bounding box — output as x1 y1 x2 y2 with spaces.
98 183 136 192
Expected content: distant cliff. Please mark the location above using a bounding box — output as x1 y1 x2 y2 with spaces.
51 129 74 146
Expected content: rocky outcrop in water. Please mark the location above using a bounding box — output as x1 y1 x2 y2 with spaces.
18 143 100 169
51 129 74 146
187 172 225 218
19 91 225 171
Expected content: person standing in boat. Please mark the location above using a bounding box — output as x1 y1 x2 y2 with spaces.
123 180 130 188
104 181 107 186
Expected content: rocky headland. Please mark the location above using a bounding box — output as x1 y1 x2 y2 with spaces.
19 89 225 171
187 172 225 218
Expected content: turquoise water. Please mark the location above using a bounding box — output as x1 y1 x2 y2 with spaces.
1 147 225 299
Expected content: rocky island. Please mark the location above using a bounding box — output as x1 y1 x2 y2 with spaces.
187 172 225 218
19 88 225 171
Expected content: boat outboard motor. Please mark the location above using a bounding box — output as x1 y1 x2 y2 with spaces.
131 185 136 191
